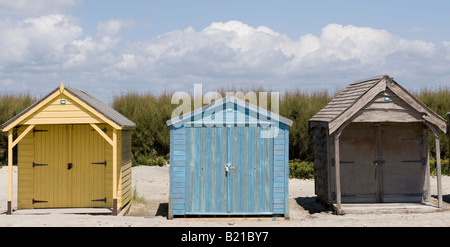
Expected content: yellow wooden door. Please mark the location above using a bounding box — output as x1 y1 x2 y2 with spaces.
33 124 106 208
72 124 106 207
34 125 72 208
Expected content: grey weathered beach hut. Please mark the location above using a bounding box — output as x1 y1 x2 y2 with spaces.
166 96 292 218
309 75 447 214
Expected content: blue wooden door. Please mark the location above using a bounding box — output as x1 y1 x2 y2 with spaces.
186 125 273 215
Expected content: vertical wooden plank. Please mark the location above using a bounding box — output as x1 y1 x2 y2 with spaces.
248 126 254 213
227 126 233 213
189 127 195 212
194 127 201 212
435 133 442 208
215 126 222 212
264 127 270 212
237 126 244 212
269 128 274 212
184 126 190 214
424 129 431 201
169 126 174 216
254 126 260 212
211 127 217 212
112 128 118 215
205 127 211 212
259 126 265 212
232 126 238 212
243 126 249 212
334 131 342 215
284 126 290 218
221 126 227 212
7 129 13 214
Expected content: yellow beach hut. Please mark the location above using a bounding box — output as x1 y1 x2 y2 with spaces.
2 83 136 215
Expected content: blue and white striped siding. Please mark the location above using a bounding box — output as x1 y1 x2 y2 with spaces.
169 123 289 217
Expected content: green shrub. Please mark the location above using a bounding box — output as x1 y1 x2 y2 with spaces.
430 157 450 176
289 159 314 179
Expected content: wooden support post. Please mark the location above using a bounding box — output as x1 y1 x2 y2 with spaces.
112 128 118 216
334 131 342 215
7 130 13 215
435 133 443 209
447 113 449 159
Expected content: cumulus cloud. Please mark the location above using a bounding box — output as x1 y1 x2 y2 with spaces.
0 17 449 101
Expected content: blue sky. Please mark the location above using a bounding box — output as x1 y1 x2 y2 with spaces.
1 0 449 103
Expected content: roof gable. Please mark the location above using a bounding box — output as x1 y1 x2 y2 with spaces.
309 75 446 134
2 83 136 131
167 96 293 127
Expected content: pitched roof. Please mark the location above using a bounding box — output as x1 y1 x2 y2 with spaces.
65 86 136 128
309 75 447 134
2 84 136 130
167 96 293 127
309 75 383 123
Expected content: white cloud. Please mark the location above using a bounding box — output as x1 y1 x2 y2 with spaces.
0 18 449 101
0 15 82 66
0 0 81 17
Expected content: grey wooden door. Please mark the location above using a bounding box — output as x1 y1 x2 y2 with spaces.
339 125 378 202
380 125 424 202
338 123 424 203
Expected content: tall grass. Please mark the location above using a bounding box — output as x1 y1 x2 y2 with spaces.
0 86 448 178
113 90 176 166
413 86 450 160
0 92 37 167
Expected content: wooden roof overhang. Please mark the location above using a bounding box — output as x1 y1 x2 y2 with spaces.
309 75 447 135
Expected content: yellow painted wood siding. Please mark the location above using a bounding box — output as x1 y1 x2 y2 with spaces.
21 95 103 125
120 130 133 207
17 126 35 209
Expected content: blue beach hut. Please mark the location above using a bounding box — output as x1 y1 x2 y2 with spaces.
166 96 293 218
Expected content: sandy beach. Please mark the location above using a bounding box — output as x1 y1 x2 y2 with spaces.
1 165 450 227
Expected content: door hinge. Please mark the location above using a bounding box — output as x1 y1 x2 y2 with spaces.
32 199 48 204
91 161 107 166
331 159 355 167
401 138 423 142
402 159 425 165
33 129 48 133
92 197 107 203
91 127 107 133
33 162 48 167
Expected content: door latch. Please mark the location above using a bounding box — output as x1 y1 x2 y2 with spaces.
225 163 232 174
373 160 385 166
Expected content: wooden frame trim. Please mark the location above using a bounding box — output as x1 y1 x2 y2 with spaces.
7 124 36 214
2 90 60 132
12 125 35 148
334 129 343 215
329 78 387 135
112 128 118 215
89 123 113 146
7 130 13 214
387 81 446 133
62 90 122 130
